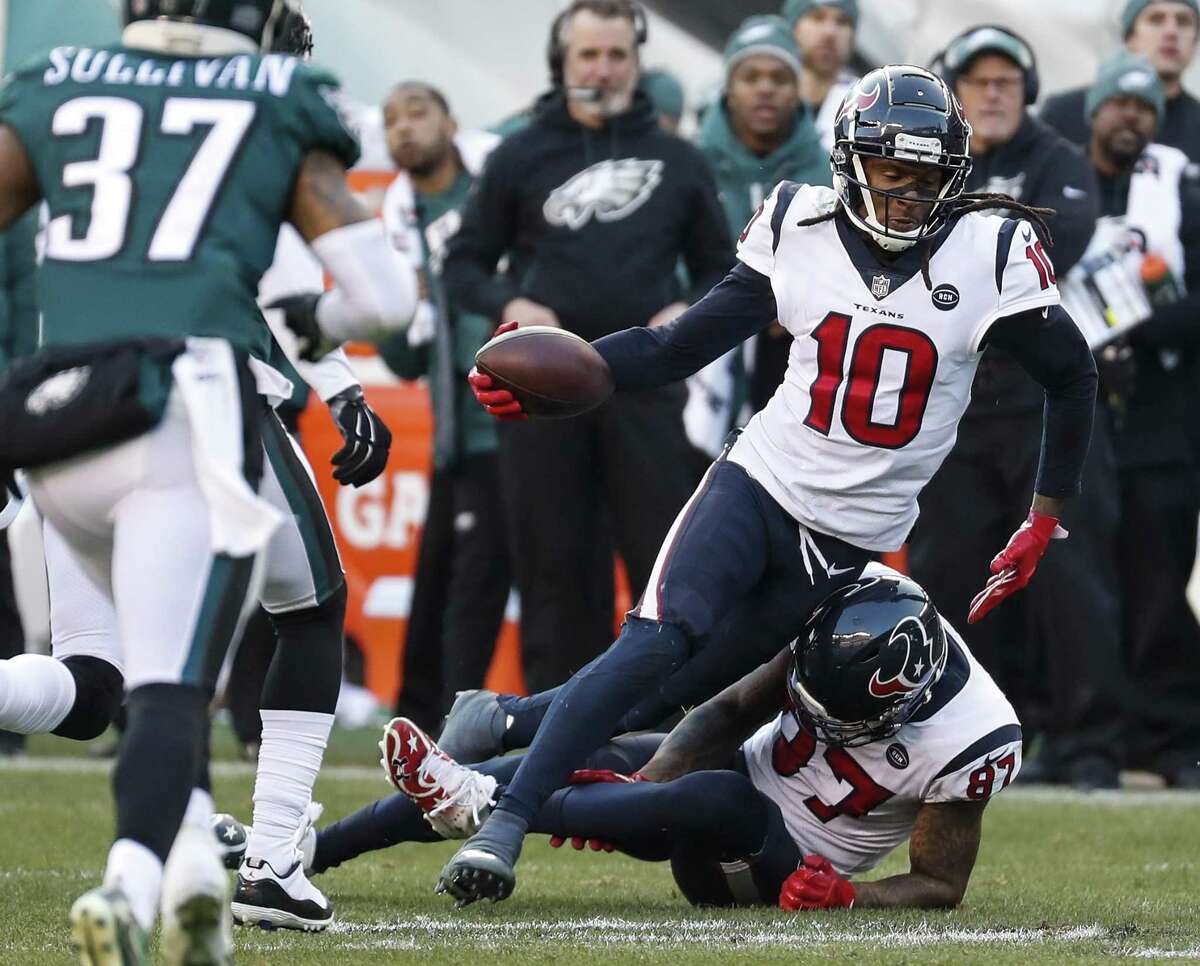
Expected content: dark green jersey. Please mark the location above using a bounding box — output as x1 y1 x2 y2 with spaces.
0 45 360 358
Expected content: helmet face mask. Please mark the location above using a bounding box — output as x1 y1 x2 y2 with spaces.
831 65 973 253
787 574 949 748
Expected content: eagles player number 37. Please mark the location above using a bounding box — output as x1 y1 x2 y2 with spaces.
48 95 255 262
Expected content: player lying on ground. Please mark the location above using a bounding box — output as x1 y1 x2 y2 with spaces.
300 568 1021 910
444 65 1093 905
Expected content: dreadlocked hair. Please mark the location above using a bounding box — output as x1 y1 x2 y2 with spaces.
795 193 1056 292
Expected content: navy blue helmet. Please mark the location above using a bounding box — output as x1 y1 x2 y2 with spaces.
787 573 948 747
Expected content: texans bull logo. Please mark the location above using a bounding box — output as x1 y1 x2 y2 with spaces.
868 615 944 698
835 82 881 125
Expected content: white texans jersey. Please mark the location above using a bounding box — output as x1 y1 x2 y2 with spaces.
731 183 1060 551
742 593 1022 876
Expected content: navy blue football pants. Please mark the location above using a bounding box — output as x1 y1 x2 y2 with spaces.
313 734 799 905
488 455 871 842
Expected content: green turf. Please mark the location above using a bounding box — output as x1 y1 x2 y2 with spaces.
1 742 1198 964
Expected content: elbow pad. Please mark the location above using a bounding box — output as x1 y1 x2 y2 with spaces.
311 219 418 342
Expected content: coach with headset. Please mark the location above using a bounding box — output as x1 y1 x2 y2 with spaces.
444 0 730 692
910 26 1125 790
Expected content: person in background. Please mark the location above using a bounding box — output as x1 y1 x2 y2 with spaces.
376 82 511 734
911 25 1121 790
783 0 860 153
695 15 827 419
443 0 730 693
1040 0 1200 161
641 69 686 134
1061 53 1200 788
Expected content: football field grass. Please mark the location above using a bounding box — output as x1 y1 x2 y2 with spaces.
1 729 1198 965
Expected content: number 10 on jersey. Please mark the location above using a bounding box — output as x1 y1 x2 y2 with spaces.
803 311 939 449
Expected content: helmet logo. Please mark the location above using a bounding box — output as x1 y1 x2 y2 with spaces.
868 615 939 698
836 82 881 124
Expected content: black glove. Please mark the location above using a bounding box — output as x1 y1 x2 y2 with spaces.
327 386 392 487
265 292 338 362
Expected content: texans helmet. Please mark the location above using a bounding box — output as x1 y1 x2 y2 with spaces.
787 573 948 747
123 0 287 51
831 65 972 253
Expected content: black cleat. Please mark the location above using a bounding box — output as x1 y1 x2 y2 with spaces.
436 847 516 908
231 858 333 932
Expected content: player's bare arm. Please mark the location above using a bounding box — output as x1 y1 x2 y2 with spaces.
638 649 789 782
0 126 41 231
853 800 986 909
288 147 374 240
280 147 417 358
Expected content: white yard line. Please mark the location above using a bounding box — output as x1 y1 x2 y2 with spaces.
316 917 1112 950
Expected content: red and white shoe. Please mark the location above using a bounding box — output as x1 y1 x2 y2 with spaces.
379 717 498 839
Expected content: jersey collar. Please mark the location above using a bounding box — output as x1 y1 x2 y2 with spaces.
122 22 259 57
834 208 957 301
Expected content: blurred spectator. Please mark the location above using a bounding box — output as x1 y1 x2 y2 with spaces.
783 0 860 152
1040 0 1200 160
695 14 826 416
641 69 686 133
911 26 1121 790
375 83 510 731
444 0 731 691
1062 53 1200 787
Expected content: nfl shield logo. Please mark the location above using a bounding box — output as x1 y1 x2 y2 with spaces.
871 274 891 299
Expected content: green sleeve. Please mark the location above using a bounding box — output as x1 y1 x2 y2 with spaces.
0 57 49 153
376 331 428 381
281 62 361 169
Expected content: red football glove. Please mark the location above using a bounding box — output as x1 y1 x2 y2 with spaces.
567 769 651 785
548 769 653 852
968 509 1067 624
467 321 527 422
779 855 856 911
549 835 615 852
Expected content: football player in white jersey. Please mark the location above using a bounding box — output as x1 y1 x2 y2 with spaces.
447 64 1096 906
302 567 1020 911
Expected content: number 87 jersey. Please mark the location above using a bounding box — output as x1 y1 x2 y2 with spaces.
730 181 1059 553
0 45 360 360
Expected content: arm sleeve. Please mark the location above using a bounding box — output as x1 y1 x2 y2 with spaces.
969 218 1062 352
1030 142 1100 276
441 143 522 323
311 219 418 340
679 146 736 298
593 262 776 391
981 304 1098 498
925 727 1023 803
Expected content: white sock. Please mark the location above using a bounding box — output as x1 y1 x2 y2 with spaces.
0 654 76 734
247 710 333 870
180 787 215 831
104 838 163 932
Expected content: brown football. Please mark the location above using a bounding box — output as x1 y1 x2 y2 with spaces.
474 325 614 418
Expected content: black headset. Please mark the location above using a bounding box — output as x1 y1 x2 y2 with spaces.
547 0 649 87
935 24 1040 105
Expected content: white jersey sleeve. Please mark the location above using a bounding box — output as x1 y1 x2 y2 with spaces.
735 181 794 277
924 732 1023 803
970 218 1062 351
